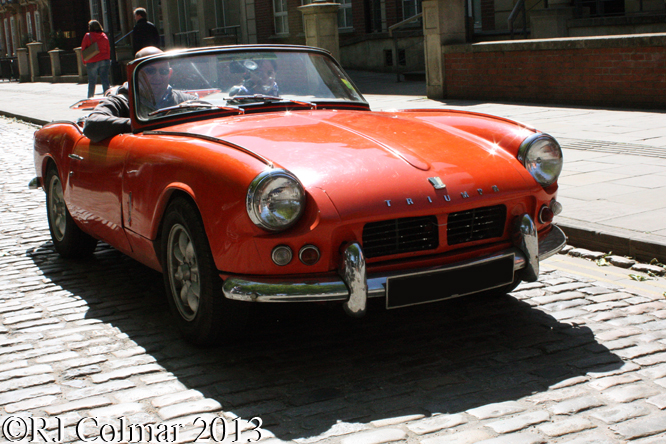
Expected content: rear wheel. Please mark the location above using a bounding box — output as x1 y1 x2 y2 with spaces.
161 197 246 345
45 165 97 258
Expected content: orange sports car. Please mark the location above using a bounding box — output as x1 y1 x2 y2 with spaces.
32 45 566 344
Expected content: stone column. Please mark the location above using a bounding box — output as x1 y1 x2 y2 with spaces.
298 1 340 62
17 48 30 82
74 47 87 83
49 49 63 82
422 0 467 99
27 41 44 82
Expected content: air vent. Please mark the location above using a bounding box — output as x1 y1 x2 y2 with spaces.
363 216 438 258
447 205 506 245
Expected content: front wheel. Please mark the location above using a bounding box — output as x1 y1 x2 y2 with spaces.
161 197 247 345
45 165 98 258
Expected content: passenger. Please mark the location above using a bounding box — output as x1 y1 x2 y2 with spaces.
229 59 279 97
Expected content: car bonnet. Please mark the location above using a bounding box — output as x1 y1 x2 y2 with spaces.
166 110 539 220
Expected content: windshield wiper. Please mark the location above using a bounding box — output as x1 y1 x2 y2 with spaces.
148 100 244 117
226 94 316 109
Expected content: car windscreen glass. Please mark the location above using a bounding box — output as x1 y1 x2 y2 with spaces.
134 50 366 121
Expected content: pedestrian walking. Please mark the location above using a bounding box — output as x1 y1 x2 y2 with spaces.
81 20 111 98
132 7 161 56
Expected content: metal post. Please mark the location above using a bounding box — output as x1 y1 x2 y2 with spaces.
104 0 121 85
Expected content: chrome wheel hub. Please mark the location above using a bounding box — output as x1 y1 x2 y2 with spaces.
48 175 67 241
167 224 201 321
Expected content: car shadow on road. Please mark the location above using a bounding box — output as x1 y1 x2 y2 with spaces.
29 242 623 441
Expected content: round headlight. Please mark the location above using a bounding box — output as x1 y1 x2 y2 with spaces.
518 133 563 187
246 169 305 231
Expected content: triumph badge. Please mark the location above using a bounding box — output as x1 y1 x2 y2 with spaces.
428 177 446 190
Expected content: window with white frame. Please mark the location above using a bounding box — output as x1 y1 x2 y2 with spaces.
402 0 421 20
10 16 17 54
337 0 352 29
3 19 12 56
273 0 289 35
26 12 33 41
366 0 384 33
34 10 42 41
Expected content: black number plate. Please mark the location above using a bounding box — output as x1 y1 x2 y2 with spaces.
386 254 515 309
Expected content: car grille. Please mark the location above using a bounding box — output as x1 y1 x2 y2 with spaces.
447 205 506 246
362 216 439 258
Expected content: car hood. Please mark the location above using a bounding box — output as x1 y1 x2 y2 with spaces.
167 110 538 219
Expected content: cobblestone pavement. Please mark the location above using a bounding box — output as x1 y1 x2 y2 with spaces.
1 116 666 443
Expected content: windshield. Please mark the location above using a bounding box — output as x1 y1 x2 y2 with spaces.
133 49 366 121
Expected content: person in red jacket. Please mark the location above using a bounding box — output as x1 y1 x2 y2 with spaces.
81 20 111 98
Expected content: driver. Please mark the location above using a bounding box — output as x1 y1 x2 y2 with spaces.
136 57 196 116
229 59 278 97
83 47 194 143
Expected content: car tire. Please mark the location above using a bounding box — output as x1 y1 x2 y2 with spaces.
45 165 98 258
161 197 247 345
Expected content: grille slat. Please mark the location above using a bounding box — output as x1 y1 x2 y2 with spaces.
363 216 438 258
361 204 507 259
447 205 506 245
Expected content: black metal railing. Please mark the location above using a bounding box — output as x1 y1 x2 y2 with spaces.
37 52 52 76
173 30 199 48
60 51 78 75
210 25 240 41
388 13 423 82
0 57 18 81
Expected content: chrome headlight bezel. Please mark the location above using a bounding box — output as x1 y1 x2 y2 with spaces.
246 169 306 232
518 133 563 188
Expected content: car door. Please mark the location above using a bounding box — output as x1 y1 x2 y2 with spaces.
66 135 132 253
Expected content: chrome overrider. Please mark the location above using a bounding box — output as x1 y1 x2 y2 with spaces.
222 214 567 315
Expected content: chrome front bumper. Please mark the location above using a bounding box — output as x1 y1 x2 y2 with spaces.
222 216 567 315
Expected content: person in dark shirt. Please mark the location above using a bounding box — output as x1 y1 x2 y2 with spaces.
132 7 160 56
83 47 194 143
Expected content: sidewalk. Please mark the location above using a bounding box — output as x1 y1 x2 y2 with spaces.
2 75 666 261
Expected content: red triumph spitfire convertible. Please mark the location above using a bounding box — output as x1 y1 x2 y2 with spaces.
32 45 566 344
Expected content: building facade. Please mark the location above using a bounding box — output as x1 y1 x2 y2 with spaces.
3 0 665 79
1 0 48 57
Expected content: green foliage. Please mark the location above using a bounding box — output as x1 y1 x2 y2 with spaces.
650 258 665 268
595 252 612 267
47 30 67 51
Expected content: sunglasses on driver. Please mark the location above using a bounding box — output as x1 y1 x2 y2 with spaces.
144 67 170 76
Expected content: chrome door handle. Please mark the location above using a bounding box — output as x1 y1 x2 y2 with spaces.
68 154 84 161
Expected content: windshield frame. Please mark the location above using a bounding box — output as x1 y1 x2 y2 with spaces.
128 45 369 133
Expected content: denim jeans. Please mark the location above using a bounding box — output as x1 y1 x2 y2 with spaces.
86 59 111 98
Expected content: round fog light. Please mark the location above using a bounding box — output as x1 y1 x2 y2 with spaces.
272 245 293 266
299 245 320 265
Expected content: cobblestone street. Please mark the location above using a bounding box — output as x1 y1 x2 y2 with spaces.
2 116 666 443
